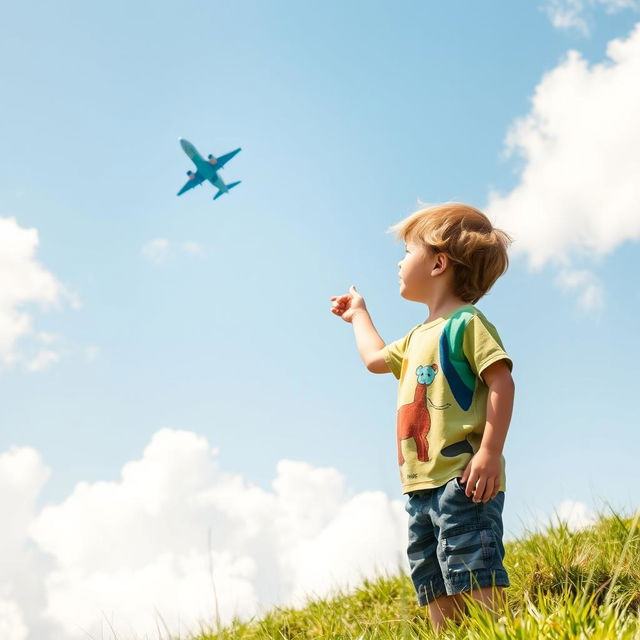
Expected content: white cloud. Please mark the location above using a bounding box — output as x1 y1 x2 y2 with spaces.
182 241 205 257
142 239 206 264
0 430 615 639
486 23 640 309
0 595 28 640
141 238 170 265
526 499 599 532
542 0 640 35
0 446 61 639
25 350 61 373
552 499 600 530
0 217 70 371
544 0 590 35
0 429 408 639
554 268 604 311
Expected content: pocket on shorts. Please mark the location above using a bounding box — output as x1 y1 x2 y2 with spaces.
453 476 472 499
442 526 497 574
405 493 418 515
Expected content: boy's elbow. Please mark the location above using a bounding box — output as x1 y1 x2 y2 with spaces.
367 364 390 374
366 351 391 374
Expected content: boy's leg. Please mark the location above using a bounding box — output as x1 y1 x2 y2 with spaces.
427 586 506 633
463 585 507 618
429 478 510 630
405 491 450 610
427 593 467 633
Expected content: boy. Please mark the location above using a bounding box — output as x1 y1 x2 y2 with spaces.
330 203 515 634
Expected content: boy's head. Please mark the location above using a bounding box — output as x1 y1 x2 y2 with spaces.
388 202 512 305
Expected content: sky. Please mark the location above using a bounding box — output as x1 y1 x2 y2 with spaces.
1 1 640 638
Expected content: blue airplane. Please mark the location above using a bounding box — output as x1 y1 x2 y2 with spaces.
176 138 242 200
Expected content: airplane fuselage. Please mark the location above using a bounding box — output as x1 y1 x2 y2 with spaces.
180 138 225 188
177 138 241 199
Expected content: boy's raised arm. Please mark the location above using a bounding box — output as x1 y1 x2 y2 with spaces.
351 309 390 373
330 285 391 374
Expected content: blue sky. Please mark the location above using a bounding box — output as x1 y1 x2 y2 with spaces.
2 0 639 527
1 1 640 636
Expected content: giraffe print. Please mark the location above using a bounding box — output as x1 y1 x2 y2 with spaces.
396 364 450 467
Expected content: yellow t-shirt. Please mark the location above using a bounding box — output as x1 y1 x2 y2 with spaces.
382 304 513 494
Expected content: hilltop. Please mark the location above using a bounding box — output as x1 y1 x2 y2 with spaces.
186 508 640 639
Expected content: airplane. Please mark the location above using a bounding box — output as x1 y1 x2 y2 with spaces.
176 138 242 200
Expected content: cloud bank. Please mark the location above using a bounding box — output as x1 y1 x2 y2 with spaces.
486 23 640 309
0 429 613 639
1 429 408 639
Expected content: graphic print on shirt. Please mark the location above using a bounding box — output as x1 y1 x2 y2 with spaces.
438 312 479 459
440 313 477 411
386 305 511 490
397 364 451 466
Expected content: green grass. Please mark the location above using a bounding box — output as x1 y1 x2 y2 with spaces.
183 506 640 639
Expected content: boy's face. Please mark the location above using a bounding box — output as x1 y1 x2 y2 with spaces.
397 239 436 302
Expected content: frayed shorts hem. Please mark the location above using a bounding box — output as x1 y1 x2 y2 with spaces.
415 569 510 606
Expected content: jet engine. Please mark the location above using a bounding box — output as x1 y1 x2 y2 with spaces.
207 154 218 164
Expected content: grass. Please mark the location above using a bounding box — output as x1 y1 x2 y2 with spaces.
175 505 640 639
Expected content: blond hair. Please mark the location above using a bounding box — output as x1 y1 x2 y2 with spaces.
387 202 513 304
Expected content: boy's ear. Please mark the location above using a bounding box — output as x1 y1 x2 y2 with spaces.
432 252 449 274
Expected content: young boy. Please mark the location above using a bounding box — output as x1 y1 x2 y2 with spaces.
330 203 515 634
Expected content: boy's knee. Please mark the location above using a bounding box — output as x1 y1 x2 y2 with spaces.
428 593 466 619
427 594 467 635
463 585 507 614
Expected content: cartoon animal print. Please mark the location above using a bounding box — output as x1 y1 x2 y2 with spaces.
396 364 451 467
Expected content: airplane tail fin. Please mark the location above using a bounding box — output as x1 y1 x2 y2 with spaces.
213 181 242 200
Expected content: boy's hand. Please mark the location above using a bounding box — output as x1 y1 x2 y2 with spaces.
329 285 367 323
460 448 502 503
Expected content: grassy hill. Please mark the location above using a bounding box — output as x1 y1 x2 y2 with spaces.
188 507 640 639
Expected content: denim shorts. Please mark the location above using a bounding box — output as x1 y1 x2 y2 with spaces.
404 476 509 606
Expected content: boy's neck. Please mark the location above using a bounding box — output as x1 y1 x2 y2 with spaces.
423 295 470 324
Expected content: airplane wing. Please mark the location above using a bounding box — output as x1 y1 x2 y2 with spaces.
177 171 205 196
215 147 241 168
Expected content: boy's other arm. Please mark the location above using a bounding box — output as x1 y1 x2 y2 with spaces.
478 359 515 456
461 358 514 501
